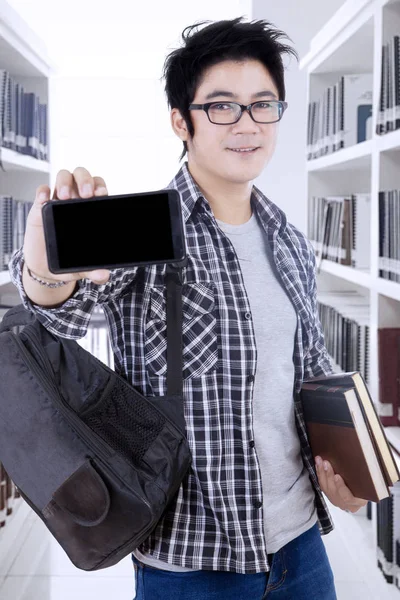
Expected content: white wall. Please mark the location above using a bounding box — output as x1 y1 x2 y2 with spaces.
6 0 252 193
252 0 346 233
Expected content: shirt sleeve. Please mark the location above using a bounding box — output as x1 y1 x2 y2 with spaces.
303 241 335 379
8 247 139 340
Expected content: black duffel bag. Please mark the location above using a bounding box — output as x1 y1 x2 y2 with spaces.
0 263 191 571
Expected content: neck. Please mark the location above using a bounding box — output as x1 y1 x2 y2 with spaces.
187 160 253 225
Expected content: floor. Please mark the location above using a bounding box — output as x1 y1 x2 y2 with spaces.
0 501 399 599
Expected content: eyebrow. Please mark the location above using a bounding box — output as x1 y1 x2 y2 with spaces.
204 89 278 101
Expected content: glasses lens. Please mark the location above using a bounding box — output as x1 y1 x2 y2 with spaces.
208 103 241 124
251 101 281 122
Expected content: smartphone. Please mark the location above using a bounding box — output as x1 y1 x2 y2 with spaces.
42 189 187 274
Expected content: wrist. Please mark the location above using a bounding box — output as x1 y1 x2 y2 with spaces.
22 258 69 288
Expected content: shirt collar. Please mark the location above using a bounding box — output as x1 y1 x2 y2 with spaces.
166 161 285 232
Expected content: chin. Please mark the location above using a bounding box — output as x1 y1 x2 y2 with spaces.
222 160 266 182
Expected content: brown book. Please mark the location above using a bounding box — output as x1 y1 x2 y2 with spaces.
378 328 400 427
301 371 400 503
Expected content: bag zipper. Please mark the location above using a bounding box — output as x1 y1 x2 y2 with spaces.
11 330 152 512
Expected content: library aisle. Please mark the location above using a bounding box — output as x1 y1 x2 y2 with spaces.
0 501 397 600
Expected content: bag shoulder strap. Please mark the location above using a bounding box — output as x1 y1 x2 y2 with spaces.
165 263 184 397
0 264 185 397
0 304 35 332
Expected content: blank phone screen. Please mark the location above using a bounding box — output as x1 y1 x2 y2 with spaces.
52 193 175 269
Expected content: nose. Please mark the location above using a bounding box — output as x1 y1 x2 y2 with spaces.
232 108 260 132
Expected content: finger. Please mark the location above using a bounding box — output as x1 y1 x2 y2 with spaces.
34 185 51 207
333 474 355 504
315 456 328 492
72 166 95 198
93 176 108 196
52 169 76 200
323 460 340 498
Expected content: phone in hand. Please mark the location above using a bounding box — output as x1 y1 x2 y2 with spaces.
41 189 187 274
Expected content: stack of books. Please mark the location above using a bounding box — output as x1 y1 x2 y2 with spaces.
307 72 373 160
376 35 400 135
308 193 370 270
379 189 400 283
1 197 33 272
300 370 400 503
317 291 370 383
0 69 48 160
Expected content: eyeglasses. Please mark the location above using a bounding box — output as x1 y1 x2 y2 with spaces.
188 100 288 125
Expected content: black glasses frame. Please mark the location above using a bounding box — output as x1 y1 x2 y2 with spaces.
188 100 288 124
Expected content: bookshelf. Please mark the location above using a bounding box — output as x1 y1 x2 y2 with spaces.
0 0 53 574
301 0 400 452
301 0 400 589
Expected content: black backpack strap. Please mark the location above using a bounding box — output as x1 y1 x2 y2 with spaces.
0 304 35 333
165 263 184 398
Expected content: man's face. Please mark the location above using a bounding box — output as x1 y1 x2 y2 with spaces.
184 59 281 183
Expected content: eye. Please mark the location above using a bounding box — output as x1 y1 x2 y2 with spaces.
211 103 232 110
256 102 272 109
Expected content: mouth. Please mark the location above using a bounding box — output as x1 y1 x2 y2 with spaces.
227 147 260 154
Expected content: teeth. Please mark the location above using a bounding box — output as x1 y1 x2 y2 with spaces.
231 148 257 152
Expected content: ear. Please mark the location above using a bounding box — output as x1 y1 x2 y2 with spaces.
170 108 189 142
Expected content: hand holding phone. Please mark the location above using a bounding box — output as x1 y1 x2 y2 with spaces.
23 167 113 285
41 188 186 275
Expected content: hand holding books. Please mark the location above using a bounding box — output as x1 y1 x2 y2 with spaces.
315 455 368 513
300 371 400 503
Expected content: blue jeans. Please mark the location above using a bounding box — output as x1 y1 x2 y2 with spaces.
131 522 337 599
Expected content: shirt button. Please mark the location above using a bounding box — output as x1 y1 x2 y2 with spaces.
247 375 255 383
244 312 252 320
253 500 263 509
249 440 255 448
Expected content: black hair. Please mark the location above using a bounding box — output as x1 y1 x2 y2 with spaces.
161 17 299 161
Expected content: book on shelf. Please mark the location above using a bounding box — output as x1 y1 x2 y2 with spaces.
378 328 400 427
0 197 33 272
309 193 370 271
307 72 372 160
318 292 370 383
377 493 395 584
377 35 400 135
300 371 400 503
379 189 400 283
0 69 48 160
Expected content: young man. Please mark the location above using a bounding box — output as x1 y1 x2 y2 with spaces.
10 17 366 600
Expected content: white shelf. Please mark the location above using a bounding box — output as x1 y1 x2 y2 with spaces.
1 148 50 174
0 0 53 77
377 128 400 153
376 278 400 302
307 140 373 172
319 260 372 288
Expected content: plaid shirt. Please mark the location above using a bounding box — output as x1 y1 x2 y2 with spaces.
9 161 335 574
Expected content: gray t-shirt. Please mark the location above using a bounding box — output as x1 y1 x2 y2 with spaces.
134 210 317 571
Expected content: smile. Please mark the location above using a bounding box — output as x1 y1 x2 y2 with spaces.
228 147 259 153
